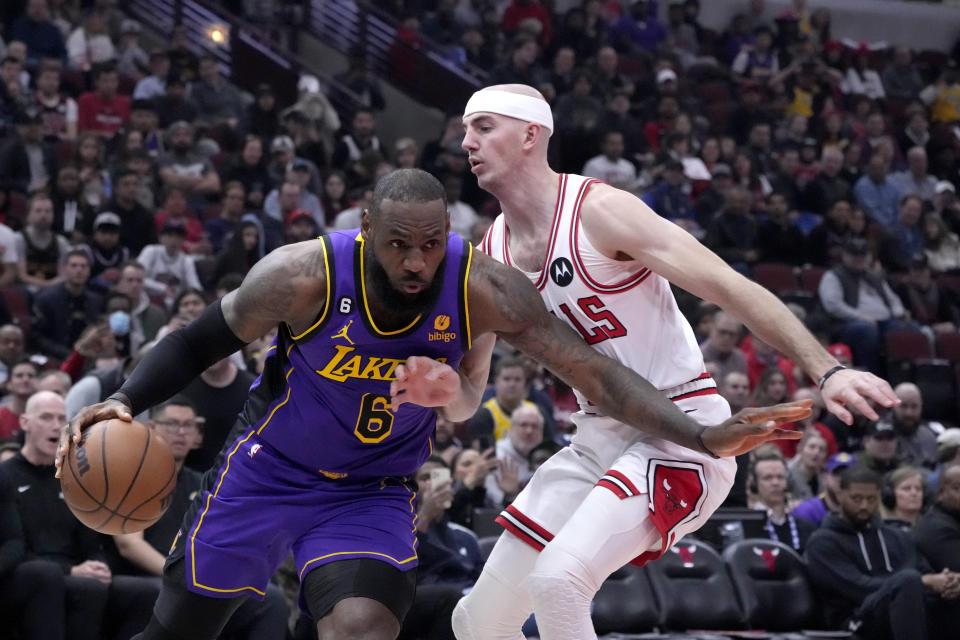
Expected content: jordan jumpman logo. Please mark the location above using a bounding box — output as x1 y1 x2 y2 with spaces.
331 319 355 345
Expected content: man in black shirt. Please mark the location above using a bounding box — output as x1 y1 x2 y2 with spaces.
806 466 960 638
104 170 157 255
914 465 960 573
2 390 156 640
0 455 66 640
181 356 256 472
33 249 104 359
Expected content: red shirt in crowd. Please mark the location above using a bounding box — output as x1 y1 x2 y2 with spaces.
502 1 553 46
0 407 22 441
77 91 131 137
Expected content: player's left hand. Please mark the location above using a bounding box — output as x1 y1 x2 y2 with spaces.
702 399 812 458
820 368 900 425
390 356 460 411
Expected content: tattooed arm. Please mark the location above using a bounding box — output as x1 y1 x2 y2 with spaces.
466 251 707 451
222 240 330 341
56 241 329 475
467 251 809 457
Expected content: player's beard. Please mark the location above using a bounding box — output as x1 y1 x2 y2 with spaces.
366 246 446 318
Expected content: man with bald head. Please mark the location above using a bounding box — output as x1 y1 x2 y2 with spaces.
454 83 896 640
2 391 156 639
876 382 941 470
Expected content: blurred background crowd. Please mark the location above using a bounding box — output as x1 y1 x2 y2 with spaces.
1 0 960 638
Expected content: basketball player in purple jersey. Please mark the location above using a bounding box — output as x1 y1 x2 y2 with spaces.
56 169 807 640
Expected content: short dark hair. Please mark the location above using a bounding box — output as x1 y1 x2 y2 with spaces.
900 194 923 208
106 291 132 308
27 192 52 211
120 260 145 273
749 454 788 486
839 465 882 490
37 60 61 76
369 169 446 218
115 168 139 183
494 356 526 379
92 62 117 80
63 248 91 266
10 358 39 376
151 394 197 419
424 455 448 468
173 288 206 312
223 180 245 195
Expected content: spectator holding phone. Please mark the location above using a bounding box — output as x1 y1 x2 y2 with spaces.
405 457 482 640
448 447 499 529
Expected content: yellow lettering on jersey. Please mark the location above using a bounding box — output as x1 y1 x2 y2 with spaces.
332 355 363 380
318 468 348 479
359 357 388 379
316 345 439 383
316 345 355 382
382 359 403 380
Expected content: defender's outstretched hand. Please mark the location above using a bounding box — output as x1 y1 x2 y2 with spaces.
701 399 812 458
390 356 461 411
54 398 132 479
819 369 900 425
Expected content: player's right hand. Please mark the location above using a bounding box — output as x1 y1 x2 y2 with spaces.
54 398 133 479
701 399 812 458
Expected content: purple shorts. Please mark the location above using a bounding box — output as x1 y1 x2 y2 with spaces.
181 430 419 600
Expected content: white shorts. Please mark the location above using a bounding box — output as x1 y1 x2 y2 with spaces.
496 390 737 565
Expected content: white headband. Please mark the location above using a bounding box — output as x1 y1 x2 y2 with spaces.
463 89 553 136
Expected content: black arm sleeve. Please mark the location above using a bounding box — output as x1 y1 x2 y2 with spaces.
112 300 248 415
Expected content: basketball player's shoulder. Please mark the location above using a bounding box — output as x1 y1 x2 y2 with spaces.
465 249 543 331
228 239 330 335
251 240 329 293
577 181 650 251
578 180 636 221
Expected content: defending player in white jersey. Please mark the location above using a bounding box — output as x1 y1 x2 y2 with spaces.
450 85 900 640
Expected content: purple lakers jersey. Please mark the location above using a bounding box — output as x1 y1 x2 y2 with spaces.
241 229 473 480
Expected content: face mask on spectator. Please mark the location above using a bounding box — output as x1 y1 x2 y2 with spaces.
109 311 131 336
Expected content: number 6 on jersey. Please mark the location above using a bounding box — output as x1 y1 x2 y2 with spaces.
354 393 394 443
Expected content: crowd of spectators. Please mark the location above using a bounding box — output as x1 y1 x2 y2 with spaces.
1 0 960 638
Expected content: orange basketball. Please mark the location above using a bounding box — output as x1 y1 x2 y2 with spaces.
60 418 177 535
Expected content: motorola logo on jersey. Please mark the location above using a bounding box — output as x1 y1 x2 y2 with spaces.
549 257 574 287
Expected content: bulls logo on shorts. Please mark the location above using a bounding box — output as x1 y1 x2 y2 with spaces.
646 459 706 549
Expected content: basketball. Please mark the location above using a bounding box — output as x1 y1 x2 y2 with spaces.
60 418 177 535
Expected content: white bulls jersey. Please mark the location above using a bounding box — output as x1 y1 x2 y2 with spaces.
480 173 713 417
